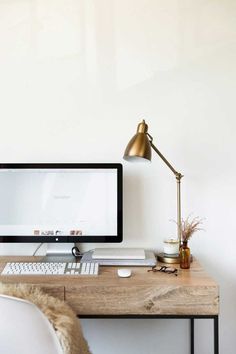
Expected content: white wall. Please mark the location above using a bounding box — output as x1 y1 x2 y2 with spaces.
0 0 236 353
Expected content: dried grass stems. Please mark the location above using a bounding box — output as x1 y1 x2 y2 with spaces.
181 216 204 242
171 215 204 243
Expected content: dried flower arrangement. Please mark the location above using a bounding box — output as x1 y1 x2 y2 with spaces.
181 216 203 243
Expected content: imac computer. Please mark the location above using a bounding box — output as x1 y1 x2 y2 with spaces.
0 163 123 261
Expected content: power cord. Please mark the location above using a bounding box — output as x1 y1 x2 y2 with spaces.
71 246 83 258
33 243 44 256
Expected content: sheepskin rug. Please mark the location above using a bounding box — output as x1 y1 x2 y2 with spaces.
0 283 91 354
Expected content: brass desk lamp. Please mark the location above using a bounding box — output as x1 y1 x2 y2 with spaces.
123 120 183 263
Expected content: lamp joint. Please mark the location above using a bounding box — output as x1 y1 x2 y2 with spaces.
176 173 183 181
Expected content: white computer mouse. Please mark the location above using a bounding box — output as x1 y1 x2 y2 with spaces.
117 268 132 278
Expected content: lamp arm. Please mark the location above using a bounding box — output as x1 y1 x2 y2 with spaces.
150 141 183 179
149 138 183 243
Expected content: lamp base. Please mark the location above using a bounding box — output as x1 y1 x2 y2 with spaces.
157 253 180 264
157 252 193 264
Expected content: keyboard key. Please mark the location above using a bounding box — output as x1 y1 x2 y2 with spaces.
90 263 95 274
94 263 99 275
81 263 86 274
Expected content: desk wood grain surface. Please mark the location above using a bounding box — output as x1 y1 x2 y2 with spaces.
0 256 219 316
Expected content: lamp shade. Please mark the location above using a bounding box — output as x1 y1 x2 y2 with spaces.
123 120 152 162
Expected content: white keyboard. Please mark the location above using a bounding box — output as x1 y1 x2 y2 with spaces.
1 262 99 276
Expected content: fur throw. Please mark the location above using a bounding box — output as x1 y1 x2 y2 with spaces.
0 283 91 354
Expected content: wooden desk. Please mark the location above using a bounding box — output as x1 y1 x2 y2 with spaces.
0 257 219 354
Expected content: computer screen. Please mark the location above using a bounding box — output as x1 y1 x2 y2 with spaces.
0 163 123 243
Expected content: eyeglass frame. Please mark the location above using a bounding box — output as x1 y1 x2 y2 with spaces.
148 265 178 276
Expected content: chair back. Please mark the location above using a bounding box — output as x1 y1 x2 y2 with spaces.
0 294 63 354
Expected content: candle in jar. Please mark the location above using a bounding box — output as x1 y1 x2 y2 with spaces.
163 239 179 255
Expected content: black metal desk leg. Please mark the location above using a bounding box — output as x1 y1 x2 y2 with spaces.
214 316 219 354
190 318 194 354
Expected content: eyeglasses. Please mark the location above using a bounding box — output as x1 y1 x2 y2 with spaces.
148 265 178 276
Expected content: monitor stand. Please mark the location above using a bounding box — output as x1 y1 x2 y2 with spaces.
41 243 77 262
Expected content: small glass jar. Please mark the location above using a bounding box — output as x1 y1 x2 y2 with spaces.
163 239 179 255
179 241 191 269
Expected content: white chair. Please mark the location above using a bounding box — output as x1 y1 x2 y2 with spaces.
0 294 63 354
